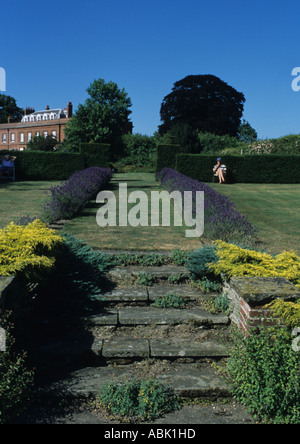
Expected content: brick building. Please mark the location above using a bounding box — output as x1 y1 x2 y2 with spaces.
0 102 73 151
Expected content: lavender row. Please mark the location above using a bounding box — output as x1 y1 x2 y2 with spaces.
157 168 257 243
43 167 112 224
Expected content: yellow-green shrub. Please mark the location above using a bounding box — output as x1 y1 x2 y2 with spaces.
209 241 300 288
0 220 63 280
266 299 300 329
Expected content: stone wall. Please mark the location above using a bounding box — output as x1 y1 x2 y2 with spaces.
224 276 300 334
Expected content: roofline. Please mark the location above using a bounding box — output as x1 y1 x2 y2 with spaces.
0 118 70 130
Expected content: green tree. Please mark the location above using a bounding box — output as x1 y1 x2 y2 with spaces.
27 135 58 152
159 75 245 137
64 79 132 157
237 119 258 143
0 94 23 123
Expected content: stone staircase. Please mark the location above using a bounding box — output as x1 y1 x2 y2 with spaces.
18 262 233 423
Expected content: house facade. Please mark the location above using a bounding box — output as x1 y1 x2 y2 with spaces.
0 102 72 151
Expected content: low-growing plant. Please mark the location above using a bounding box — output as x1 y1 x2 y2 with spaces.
266 299 300 329
186 246 218 280
226 326 300 424
97 378 181 421
136 272 154 286
152 293 187 309
191 277 222 293
0 219 63 281
167 273 183 284
42 167 112 224
0 310 34 424
210 241 300 288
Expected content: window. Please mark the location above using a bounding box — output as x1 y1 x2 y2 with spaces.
36 131 40 137
11 133 15 142
52 131 57 138
28 132 32 142
43 131 48 138
20 133 24 143
2 133 7 143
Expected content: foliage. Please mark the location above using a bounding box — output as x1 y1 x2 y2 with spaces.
0 150 85 181
27 135 59 152
186 245 218 280
98 378 181 421
196 132 242 154
0 310 34 424
237 119 258 143
0 93 23 124
136 272 154 286
266 299 300 329
64 78 132 157
209 241 300 288
192 276 222 293
151 293 187 309
42 166 112 223
156 144 182 172
49 234 111 299
0 220 62 280
159 74 245 137
157 168 257 243
175 153 300 184
226 326 300 423
122 133 157 167
80 143 111 168
246 134 300 155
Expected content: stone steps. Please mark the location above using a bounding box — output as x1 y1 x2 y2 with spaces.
34 362 231 401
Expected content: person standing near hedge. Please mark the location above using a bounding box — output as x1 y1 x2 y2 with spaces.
213 157 227 184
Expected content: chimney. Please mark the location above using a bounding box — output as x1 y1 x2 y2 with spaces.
67 102 73 118
24 107 35 116
46 105 50 110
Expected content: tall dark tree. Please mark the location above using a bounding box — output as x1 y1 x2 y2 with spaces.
159 75 245 137
0 94 23 123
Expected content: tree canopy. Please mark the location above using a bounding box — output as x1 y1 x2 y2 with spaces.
159 75 245 137
0 94 23 123
64 79 132 156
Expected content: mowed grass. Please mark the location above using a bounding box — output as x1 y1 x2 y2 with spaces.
210 182 300 254
0 176 299 255
62 173 204 251
0 180 60 228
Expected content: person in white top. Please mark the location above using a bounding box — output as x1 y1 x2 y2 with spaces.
213 157 226 184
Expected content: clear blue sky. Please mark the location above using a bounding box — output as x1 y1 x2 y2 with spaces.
1 0 300 139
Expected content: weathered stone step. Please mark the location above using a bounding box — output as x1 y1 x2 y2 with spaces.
83 307 228 327
96 338 229 360
105 265 189 284
36 362 231 400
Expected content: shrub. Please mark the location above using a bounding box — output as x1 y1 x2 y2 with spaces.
156 144 181 172
209 241 300 288
80 143 111 168
0 310 34 424
152 293 187 309
175 153 300 183
267 299 300 329
98 378 181 421
157 168 257 243
42 166 112 223
227 326 300 423
186 245 218 280
0 220 62 280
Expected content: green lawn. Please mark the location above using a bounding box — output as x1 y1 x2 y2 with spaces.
62 173 204 251
210 182 300 254
0 180 60 228
1 177 299 255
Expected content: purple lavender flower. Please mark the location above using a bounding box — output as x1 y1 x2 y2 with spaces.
157 168 257 242
43 167 112 223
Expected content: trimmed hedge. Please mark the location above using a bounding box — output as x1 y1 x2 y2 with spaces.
80 143 111 168
1 151 85 181
1 143 112 180
176 154 300 183
156 144 181 172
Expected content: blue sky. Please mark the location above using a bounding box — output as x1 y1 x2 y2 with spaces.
1 0 300 139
